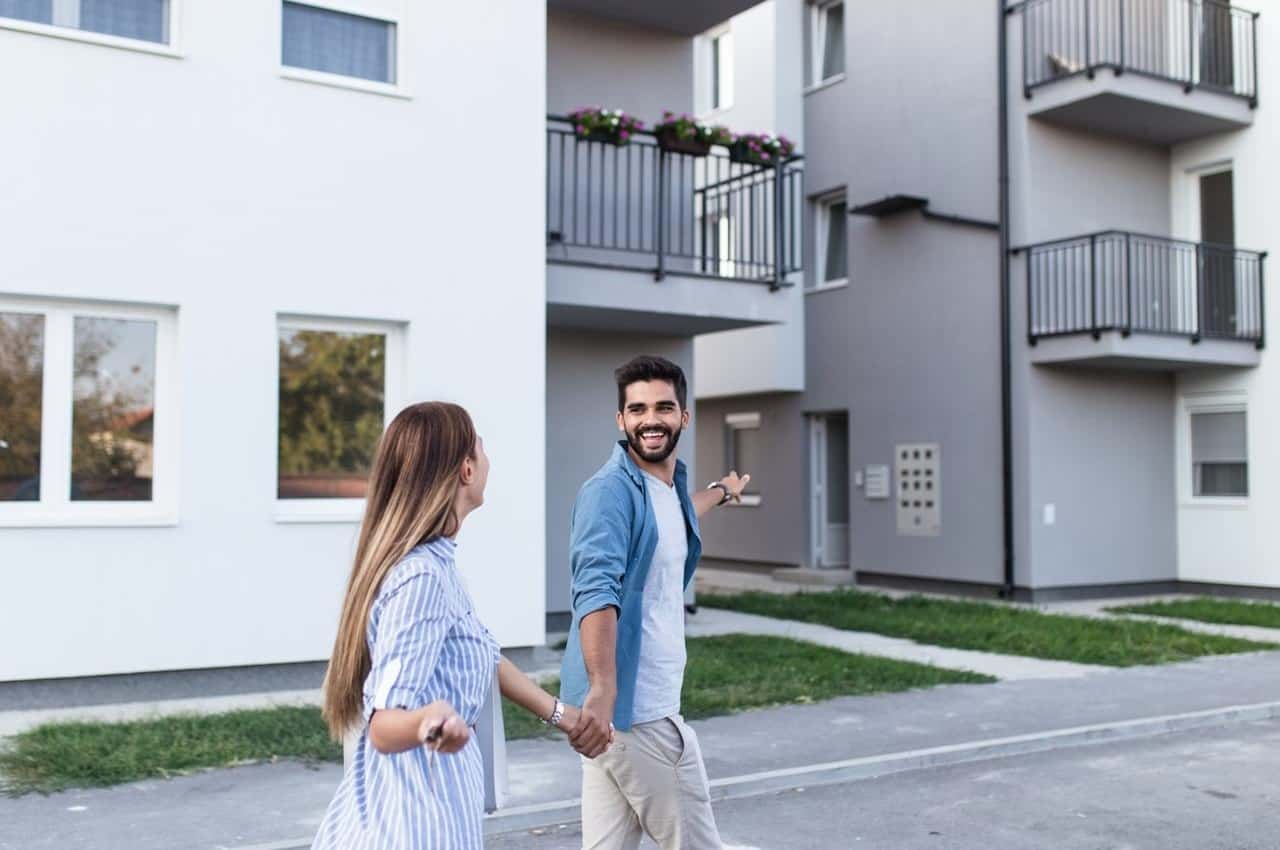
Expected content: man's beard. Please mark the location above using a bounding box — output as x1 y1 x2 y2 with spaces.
626 423 682 463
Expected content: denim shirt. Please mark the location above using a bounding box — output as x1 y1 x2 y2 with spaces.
558 441 702 731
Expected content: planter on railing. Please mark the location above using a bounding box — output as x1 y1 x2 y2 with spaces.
727 132 796 166
653 112 732 157
568 106 643 147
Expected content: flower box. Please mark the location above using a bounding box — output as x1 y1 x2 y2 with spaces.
568 107 643 147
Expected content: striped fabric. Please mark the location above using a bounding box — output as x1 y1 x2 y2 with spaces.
312 537 500 850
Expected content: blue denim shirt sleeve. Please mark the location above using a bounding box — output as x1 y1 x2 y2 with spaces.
569 475 632 624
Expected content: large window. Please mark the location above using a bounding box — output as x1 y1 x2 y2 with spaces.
808 0 845 87
1191 410 1248 498
0 299 175 525
276 317 402 520
282 1 397 85
0 0 171 44
812 190 848 290
724 412 763 506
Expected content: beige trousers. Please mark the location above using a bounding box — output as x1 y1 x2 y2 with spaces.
580 715 722 850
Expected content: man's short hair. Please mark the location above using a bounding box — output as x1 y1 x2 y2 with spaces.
614 355 688 412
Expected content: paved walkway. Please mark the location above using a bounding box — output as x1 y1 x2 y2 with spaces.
685 607 1105 680
9 649 1280 849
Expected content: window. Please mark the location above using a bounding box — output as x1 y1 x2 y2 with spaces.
282 1 396 85
1191 410 1248 498
276 317 403 520
0 0 170 44
0 299 176 526
724 412 763 506
809 0 845 87
710 29 734 111
812 190 848 290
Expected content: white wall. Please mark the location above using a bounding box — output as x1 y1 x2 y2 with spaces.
693 0 807 399
0 0 547 680
1169 2 1279 588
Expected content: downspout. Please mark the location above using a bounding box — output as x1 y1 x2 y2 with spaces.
998 0 1015 599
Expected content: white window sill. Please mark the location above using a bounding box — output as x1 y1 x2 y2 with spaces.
806 279 849 294
729 494 763 507
804 74 846 96
280 67 411 100
0 17 181 58
1180 498 1250 510
0 509 179 528
275 498 366 524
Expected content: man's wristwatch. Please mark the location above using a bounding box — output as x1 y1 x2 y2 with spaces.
706 481 733 506
542 698 565 728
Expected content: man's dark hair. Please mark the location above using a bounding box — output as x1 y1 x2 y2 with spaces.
614 355 688 412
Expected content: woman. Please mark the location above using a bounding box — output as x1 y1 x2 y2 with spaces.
312 402 582 850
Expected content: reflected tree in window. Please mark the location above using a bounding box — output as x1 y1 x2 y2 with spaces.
0 313 44 501
278 329 385 499
71 317 157 501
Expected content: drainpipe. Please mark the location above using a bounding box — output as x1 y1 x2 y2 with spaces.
998 0 1016 599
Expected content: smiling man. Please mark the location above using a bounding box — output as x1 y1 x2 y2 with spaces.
558 355 749 850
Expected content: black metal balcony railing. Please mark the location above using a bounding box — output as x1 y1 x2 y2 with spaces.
1022 0 1259 104
546 117 804 288
1026 231 1266 347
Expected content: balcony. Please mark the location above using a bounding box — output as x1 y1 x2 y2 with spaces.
545 117 804 334
1023 231 1266 368
1015 0 1259 144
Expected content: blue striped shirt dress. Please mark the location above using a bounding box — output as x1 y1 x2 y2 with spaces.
311 537 501 850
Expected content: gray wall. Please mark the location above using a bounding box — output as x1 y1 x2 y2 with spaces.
545 328 695 616
803 0 998 219
695 392 809 567
807 217 1004 584
547 9 694 120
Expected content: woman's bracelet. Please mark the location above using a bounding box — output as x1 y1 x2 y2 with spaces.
542 698 565 728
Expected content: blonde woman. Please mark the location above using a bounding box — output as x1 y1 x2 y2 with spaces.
312 402 585 850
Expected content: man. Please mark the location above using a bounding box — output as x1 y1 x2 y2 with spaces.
559 355 750 850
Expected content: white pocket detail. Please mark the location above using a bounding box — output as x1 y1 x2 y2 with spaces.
374 658 403 709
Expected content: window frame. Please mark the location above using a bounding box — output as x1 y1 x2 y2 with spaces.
708 27 734 113
0 296 179 528
1180 392 1249 508
807 0 846 91
0 0 183 59
724 411 763 507
810 188 849 292
278 0 409 99
273 314 405 524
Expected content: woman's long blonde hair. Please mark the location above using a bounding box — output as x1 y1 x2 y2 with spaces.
322 401 478 738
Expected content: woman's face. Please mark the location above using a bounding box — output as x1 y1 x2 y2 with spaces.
461 435 490 509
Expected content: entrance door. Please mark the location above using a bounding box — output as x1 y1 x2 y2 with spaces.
810 413 849 568
1199 169 1236 336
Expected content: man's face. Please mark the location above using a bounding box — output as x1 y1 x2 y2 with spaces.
617 379 688 464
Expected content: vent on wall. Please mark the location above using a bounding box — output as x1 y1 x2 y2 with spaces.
896 443 940 537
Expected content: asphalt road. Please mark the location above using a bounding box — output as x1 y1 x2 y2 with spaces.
486 719 1280 850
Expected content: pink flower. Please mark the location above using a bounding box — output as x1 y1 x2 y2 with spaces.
620 130 630 140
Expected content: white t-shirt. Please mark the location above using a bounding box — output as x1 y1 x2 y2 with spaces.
631 470 690 724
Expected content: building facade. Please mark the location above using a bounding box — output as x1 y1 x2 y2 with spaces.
697 0 1275 600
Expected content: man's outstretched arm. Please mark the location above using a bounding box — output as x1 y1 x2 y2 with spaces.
693 471 752 519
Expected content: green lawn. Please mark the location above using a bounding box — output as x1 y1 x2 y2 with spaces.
1109 597 1280 630
2 634 987 795
0 706 339 796
701 590 1276 667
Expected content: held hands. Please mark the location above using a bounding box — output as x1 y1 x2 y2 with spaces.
417 701 471 754
566 689 615 759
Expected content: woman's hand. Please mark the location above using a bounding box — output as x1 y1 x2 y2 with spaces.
417 701 471 754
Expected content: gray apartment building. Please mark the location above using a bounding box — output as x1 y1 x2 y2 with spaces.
696 0 1268 601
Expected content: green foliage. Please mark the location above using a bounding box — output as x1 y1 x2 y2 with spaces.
1110 597 1280 630
277 330 385 477
702 591 1275 667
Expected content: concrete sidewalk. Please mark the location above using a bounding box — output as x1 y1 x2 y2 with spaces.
8 648 1280 850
